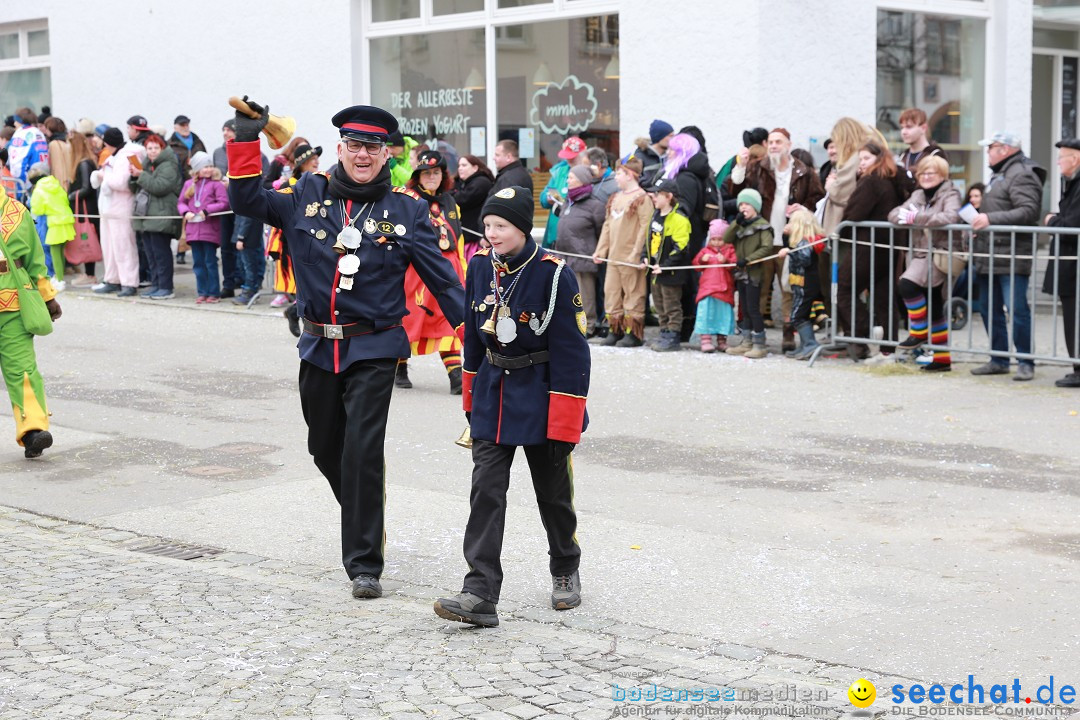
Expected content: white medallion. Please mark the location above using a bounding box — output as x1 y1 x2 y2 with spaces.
337 225 362 250
337 253 361 275
495 317 517 344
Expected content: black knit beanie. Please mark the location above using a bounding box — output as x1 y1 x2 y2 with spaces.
103 127 125 151
480 186 533 237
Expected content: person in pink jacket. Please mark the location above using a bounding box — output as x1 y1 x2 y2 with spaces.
692 218 737 352
177 151 229 303
90 128 143 297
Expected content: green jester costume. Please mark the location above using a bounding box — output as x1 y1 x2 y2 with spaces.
0 185 60 458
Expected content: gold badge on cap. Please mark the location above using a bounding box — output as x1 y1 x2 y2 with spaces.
494 188 516 199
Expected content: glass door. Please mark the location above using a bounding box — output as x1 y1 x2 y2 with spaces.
1031 43 1080 212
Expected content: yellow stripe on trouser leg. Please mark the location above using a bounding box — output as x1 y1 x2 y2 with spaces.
0 312 49 446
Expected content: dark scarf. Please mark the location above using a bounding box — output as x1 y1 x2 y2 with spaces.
736 212 760 227
990 151 1020 175
567 184 592 203
328 162 391 203
923 181 945 201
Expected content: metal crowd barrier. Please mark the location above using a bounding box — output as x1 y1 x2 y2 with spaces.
808 220 1080 370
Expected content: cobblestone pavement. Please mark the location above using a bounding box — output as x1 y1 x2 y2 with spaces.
0 506 879 720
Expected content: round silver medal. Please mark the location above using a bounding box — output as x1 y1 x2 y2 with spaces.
495 317 517 344
363 218 377 234
337 225 362 250
337 253 361 275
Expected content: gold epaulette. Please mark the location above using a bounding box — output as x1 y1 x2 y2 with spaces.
392 186 421 200
541 253 563 264
275 186 293 194
473 247 491 256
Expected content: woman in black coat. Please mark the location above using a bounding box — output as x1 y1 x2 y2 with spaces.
836 139 909 351
452 154 495 259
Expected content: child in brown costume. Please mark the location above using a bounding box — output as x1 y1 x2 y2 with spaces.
592 156 654 346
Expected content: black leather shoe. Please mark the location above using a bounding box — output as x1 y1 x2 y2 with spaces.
551 570 581 610
220 288 236 298
433 592 499 627
921 362 952 373
22 430 53 459
1055 372 1080 388
898 334 927 350
284 304 301 338
448 367 462 395
351 574 382 599
395 362 412 389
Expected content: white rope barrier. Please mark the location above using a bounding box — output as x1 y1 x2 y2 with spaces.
71 210 235 221
542 236 831 271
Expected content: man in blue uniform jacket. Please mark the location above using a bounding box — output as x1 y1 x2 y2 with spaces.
434 187 591 628
226 98 465 600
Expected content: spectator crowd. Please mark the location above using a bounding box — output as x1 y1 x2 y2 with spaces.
2 103 1077 388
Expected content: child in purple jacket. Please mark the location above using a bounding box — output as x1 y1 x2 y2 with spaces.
178 151 230 303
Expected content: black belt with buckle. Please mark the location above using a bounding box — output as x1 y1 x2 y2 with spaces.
486 349 550 370
302 317 379 339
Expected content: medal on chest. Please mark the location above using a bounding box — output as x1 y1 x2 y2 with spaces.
495 315 517 343
334 201 371 253
337 253 360 290
337 225 362 250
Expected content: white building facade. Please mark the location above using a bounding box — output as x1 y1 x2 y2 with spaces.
0 0 1075 207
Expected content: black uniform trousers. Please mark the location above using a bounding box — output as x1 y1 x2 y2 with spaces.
463 439 580 604
299 357 396 580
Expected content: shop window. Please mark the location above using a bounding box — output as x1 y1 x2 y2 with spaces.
0 22 50 112
27 29 48 56
0 32 17 60
370 28 487 177
498 0 551 7
433 0 484 15
1033 27 1078 50
1034 0 1080 24
876 10 985 189
372 0 419 22
496 14 619 221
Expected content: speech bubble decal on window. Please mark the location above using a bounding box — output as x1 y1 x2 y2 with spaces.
530 75 598 135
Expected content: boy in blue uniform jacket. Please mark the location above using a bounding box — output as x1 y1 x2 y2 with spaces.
434 187 591 628
226 98 466 600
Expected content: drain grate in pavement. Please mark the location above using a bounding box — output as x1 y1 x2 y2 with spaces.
127 542 224 561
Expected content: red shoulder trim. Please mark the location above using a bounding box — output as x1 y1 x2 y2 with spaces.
392 186 421 200
541 253 562 264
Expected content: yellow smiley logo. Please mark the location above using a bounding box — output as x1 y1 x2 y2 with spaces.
848 679 876 708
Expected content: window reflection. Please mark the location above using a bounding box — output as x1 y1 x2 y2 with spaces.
877 10 985 189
